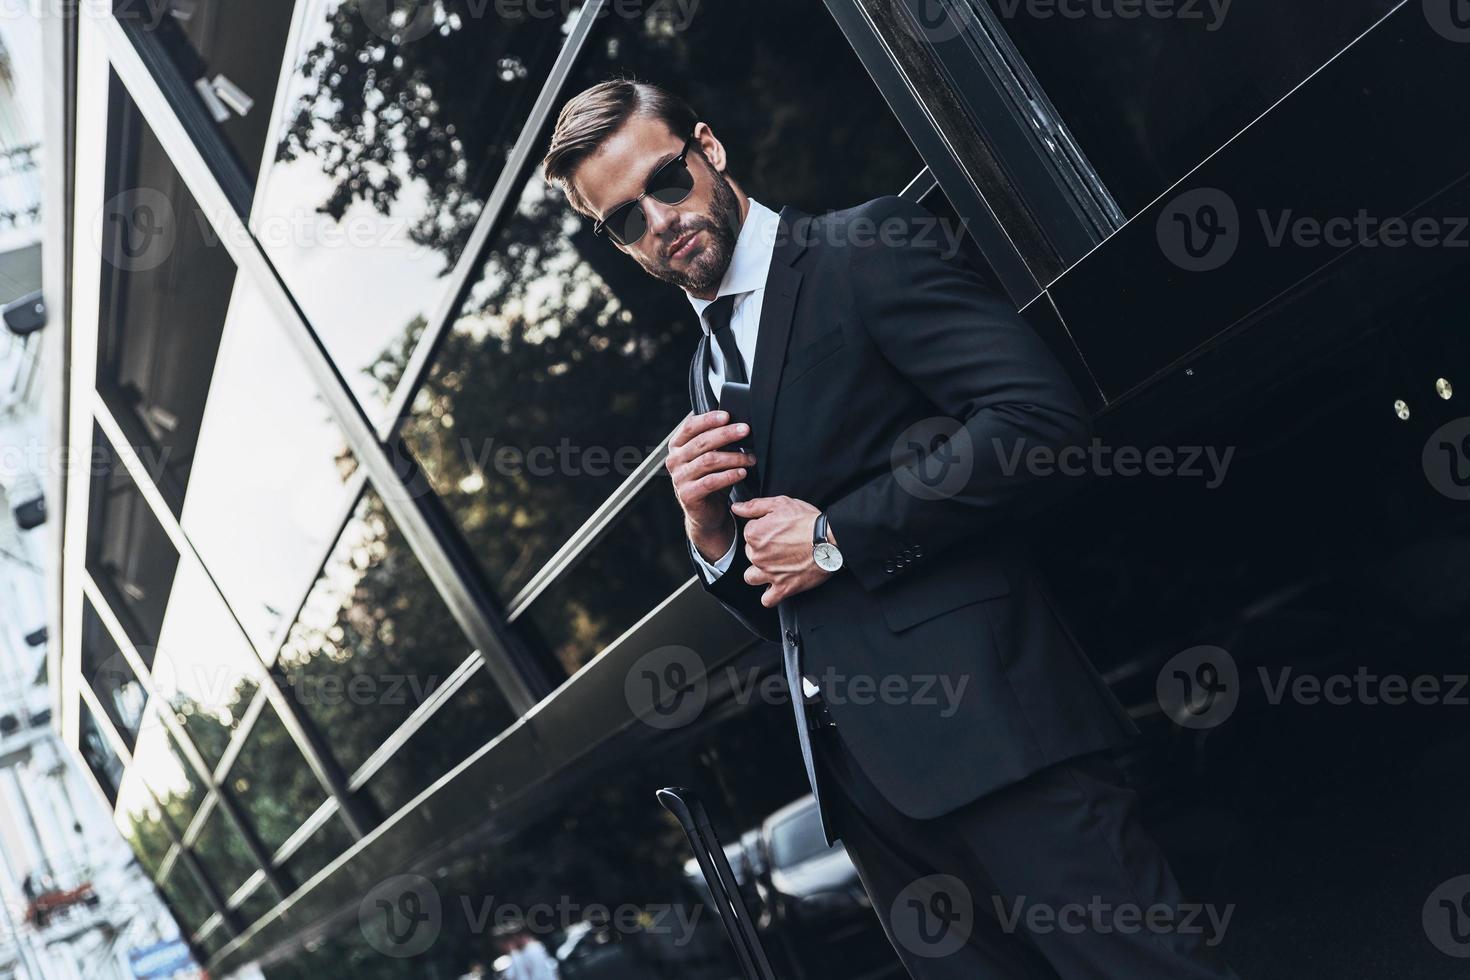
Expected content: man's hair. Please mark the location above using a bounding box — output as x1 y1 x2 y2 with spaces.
541 77 702 218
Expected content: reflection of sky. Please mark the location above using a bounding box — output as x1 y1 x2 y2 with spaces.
179 278 355 654
119 724 193 815
247 0 454 421
152 562 257 725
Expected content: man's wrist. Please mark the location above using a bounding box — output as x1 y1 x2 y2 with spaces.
689 512 736 564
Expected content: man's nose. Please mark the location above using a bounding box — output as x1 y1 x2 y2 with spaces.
643 197 682 241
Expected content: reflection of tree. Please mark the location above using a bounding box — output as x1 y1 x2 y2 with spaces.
274 489 509 780
275 1 565 263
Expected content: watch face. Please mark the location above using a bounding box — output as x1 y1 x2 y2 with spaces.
813 541 843 572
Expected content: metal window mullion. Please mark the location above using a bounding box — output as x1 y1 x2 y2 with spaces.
345 652 487 793
77 681 132 772
91 394 373 840
209 688 268 786
99 13 540 719
82 575 288 900
377 0 610 434
269 795 339 867
506 429 673 621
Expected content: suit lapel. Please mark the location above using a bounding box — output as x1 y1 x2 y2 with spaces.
747 205 811 496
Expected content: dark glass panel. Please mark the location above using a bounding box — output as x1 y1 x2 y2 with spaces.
80 599 148 750
522 483 690 674
281 812 354 887
112 0 298 191
234 877 283 930
362 665 507 813
78 701 124 804
223 700 327 853
86 428 178 657
974 0 1399 214
252 0 582 422
274 487 511 774
157 860 216 937
399 0 921 618
192 806 260 903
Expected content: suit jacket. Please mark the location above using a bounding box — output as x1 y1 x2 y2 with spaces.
685 196 1137 844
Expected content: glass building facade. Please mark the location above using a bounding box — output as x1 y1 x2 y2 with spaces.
42 0 1470 977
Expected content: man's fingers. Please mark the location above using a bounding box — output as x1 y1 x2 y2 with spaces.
669 410 729 450
677 468 747 508
730 496 779 519
681 422 751 461
743 563 771 587
760 584 783 608
677 451 756 484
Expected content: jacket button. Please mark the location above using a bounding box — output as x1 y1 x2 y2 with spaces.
883 561 895 574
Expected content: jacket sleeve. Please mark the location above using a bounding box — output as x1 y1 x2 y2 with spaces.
686 517 783 643
824 197 1093 593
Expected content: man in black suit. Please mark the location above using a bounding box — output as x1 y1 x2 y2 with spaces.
543 79 1239 979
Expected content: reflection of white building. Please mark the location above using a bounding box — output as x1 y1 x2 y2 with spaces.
0 14 188 980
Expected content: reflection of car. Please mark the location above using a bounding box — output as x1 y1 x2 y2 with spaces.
760 796 871 941
554 921 636 980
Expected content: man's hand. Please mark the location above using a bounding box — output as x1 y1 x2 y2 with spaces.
667 411 757 563
730 495 832 607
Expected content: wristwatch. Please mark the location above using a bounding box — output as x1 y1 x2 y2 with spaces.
812 512 843 572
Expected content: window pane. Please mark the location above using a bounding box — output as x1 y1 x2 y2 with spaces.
130 721 208 833
522 483 690 674
97 76 360 651
362 665 506 813
86 428 178 657
152 565 261 769
275 487 511 774
78 701 124 804
176 277 358 651
114 770 174 879
281 812 353 886
399 0 921 604
81 599 148 750
158 861 216 937
974 0 1399 214
252 0 583 422
112 0 298 191
223 701 327 854
193 807 260 903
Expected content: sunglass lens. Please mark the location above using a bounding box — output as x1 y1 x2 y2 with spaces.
612 204 647 246
649 156 695 206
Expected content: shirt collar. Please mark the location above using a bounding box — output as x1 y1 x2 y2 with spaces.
686 197 781 333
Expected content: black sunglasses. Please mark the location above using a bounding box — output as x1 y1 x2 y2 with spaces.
593 137 698 246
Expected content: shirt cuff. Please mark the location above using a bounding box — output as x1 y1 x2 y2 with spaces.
691 534 737 583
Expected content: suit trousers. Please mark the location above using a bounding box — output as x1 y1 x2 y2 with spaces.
808 703 1241 979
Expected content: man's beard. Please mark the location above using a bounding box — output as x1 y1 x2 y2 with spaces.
642 162 743 293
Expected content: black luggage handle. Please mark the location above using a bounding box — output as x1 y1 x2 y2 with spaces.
657 787 779 980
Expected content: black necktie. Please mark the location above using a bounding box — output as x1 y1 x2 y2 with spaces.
706 294 748 389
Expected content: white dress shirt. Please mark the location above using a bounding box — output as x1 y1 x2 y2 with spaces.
685 197 780 583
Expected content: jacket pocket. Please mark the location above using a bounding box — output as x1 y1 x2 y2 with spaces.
877 564 1010 633
780 324 847 389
